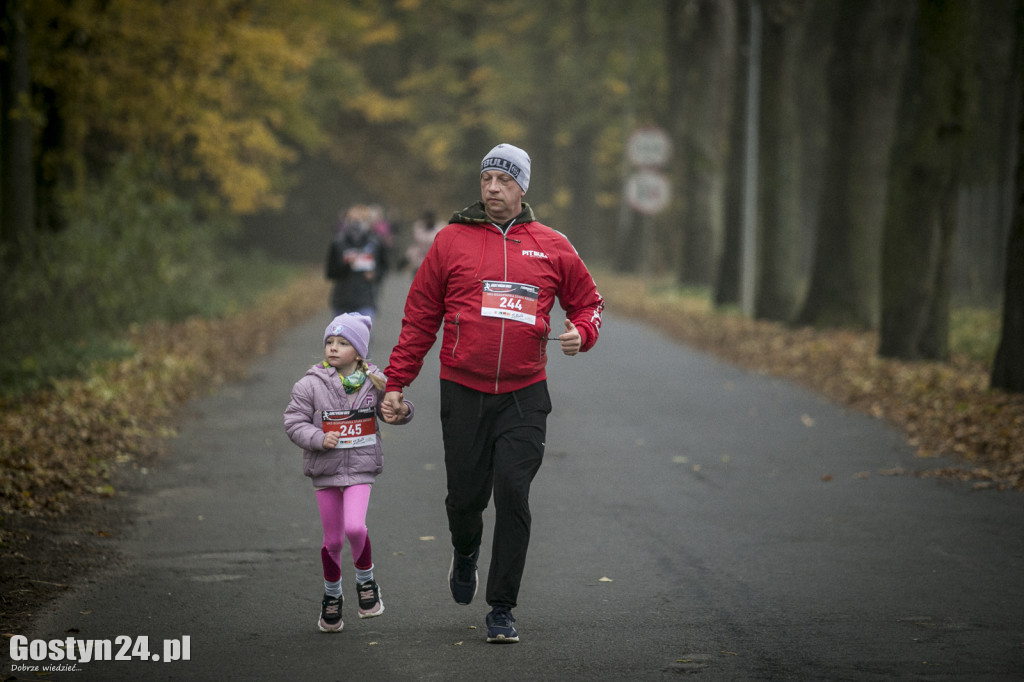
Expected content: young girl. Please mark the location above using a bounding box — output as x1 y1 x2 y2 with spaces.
284 313 412 633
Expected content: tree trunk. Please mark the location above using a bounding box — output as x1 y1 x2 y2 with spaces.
797 0 913 328
991 0 1024 392
992 194 1024 391
715 0 749 308
754 0 811 322
451 9 490 190
668 0 736 288
879 0 978 360
565 0 601 261
950 0 1019 305
0 0 36 257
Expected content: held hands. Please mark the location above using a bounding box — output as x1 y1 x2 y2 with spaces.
381 390 409 424
559 319 582 356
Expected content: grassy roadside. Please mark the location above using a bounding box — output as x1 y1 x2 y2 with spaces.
594 269 1023 491
1 267 331 535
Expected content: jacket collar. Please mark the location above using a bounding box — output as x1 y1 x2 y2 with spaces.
449 201 536 230
308 362 385 409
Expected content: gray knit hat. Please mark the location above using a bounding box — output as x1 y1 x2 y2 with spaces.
481 143 531 193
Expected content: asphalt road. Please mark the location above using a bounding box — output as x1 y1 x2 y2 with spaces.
10 273 1024 681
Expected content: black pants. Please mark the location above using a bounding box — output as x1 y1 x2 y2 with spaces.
439 379 551 609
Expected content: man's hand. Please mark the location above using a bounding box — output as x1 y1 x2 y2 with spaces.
559 319 581 356
381 390 406 423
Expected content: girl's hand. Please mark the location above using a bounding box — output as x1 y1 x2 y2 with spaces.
381 390 404 423
322 431 341 449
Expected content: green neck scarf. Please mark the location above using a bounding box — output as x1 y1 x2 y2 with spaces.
323 362 367 394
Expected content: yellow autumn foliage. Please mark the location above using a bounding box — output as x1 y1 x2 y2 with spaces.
26 0 358 213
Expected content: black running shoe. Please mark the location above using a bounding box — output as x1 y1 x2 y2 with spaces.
448 548 479 605
318 593 343 633
486 606 519 643
356 580 384 618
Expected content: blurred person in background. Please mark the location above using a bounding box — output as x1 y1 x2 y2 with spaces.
325 205 389 319
404 210 442 275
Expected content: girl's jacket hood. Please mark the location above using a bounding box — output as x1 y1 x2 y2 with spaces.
384 201 604 395
283 361 412 489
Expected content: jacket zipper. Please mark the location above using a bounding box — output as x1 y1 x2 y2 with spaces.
450 312 461 359
494 226 508 392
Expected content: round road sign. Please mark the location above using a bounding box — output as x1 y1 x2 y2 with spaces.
625 170 671 215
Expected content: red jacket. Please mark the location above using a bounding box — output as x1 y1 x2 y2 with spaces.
385 202 604 395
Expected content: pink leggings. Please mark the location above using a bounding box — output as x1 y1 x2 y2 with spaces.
316 484 373 582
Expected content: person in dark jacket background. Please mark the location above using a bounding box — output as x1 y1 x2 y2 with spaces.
381 143 604 643
325 205 389 319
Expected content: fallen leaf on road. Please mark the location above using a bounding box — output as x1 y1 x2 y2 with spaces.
599 577 613 582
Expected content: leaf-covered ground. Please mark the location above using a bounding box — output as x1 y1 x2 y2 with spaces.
0 269 330 635
596 271 1024 491
2 268 1022 637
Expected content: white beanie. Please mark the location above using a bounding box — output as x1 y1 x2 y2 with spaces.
481 144 531 193
323 313 371 358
